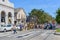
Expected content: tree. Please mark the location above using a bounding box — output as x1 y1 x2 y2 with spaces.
29 9 53 24
56 8 60 24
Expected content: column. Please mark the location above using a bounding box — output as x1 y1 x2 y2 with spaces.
12 12 14 25
6 12 8 25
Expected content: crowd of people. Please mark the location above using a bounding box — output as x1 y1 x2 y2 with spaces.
11 21 56 34
34 22 56 30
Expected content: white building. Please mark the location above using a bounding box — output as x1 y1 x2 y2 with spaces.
0 0 14 26
0 0 26 26
14 8 26 25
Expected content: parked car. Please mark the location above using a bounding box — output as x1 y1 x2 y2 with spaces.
0 24 12 32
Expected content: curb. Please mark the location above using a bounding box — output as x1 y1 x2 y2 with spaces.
54 32 60 35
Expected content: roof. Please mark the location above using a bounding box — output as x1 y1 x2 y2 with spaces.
14 8 26 15
14 8 24 12
14 8 26 19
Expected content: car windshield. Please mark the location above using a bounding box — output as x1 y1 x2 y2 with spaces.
7 24 11 27
1 25 6 27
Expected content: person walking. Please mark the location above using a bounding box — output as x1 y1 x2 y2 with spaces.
12 24 17 34
52 20 56 30
52 23 56 30
19 24 23 31
24 24 27 30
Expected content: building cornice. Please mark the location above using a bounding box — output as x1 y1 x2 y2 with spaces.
0 4 14 9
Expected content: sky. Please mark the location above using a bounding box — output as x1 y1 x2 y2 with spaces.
9 0 60 17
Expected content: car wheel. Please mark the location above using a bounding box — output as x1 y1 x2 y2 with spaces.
4 29 7 32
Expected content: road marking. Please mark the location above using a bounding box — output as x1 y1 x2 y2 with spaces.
22 31 41 38
0 30 42 38
7 31 36 37
41 31 48 36
0 32 12 37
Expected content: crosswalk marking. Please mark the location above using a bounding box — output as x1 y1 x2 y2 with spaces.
0 32 12 37
0 31 33 37
0 30 41 38
0 30 47 38
41 31 49 36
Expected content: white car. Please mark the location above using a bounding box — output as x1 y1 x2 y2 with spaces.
0 24 12 32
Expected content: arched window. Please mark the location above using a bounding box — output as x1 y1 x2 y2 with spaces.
8 12 12 24
8 12 12 17
1 11 6 22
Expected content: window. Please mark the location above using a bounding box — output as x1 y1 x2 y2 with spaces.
2 0 4 1
8 12 12 17
7 24 11 27
1 25 6 27
1 17 5 22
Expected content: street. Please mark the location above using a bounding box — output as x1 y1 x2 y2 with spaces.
0 29 60 40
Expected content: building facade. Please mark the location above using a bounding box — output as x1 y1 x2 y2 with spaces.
14 8 26 25
0 0 14 26
0 0 26 26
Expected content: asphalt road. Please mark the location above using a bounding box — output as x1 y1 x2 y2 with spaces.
30 30 55 40
0 29 59 40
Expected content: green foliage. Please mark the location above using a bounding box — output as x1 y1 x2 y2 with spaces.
56 8 60 16
29 9 53 24
56 8 60 24
56 28 60 32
